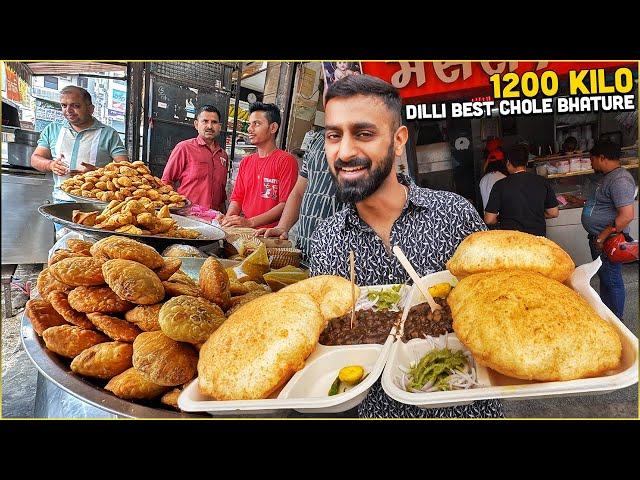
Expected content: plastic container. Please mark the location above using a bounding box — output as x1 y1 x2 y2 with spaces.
569 157 582 172
556 160 570 173
380 261 638 409
178 338 394 415
535 163 548 177
581 157 593 171
177 283 401 415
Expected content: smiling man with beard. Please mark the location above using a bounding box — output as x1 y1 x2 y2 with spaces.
310 74 503 418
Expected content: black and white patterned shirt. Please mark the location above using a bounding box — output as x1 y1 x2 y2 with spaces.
310 174 487 282
297 130 341 263
310 174 504 418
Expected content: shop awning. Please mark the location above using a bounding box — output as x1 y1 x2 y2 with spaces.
362 61 637 103
23 62 127 76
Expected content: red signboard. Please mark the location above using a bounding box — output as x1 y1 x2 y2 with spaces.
361 61 637 103
6 66 21 102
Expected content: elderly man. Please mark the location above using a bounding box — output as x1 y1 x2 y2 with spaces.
31 85 128 204
310 74 503 418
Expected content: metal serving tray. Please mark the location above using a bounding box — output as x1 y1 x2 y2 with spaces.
38 202 224 251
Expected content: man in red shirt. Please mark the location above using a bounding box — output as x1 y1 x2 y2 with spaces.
161 105 229 211
220 102 298 229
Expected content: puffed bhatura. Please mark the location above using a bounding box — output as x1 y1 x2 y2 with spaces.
154 258 182 281
102 259 165 305
48 291 94 329
159 295 226 344
70 341 133 379
90 236 165 270
25 299 68 336
36 267 73 301
446 230 575 283
124 303 163 332
48 257 106 287
279 275 358 323
66 238 94 256
87 312 142 342
199 257 231 310
448 270 622 381
198 292 324 400
105 367 169 400
67 286 134 313
42 325 109 358
132 331 198 386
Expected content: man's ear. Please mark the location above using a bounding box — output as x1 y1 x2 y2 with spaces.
88 104 95 116
270 122 279 135
394 125 409 156
194 119 199 130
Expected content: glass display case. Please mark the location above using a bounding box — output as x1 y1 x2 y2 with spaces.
533 144 639 265
532 144 639 210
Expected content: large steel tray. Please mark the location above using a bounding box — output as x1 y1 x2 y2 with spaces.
20 313 207 418
38 202 224 251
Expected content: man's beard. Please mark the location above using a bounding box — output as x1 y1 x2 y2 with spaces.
332 143 395 203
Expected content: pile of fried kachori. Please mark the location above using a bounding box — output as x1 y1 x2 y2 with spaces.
27 235 282 411
61 159 188 208
72 198 201 238
446 230 622 381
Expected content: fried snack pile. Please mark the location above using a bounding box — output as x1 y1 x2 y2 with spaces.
27 235 287 412
60 159 188 208
72 198 201 238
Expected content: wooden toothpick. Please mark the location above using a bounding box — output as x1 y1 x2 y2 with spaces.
349 250 356 329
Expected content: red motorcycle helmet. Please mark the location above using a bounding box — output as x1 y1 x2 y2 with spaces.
603 233 639 263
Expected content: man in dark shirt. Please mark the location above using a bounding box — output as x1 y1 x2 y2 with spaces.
484 145 559 236
310 74 503 418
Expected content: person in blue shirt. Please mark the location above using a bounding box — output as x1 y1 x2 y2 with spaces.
30 85 128 204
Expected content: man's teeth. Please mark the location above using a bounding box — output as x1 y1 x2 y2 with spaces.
341 166 365 172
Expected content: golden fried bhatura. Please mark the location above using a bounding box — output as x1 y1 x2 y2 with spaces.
446 230 575 283
278 275 358 323
198 292 324 400
448 270 622 381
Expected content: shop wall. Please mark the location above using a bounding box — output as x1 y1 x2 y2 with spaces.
599 110 638 147
505 115 555 155
286 63 324 151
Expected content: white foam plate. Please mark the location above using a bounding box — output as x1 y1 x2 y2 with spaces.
382 260 638 408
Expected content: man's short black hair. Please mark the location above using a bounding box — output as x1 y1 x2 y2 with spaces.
325 74 402 129
196 104 221 121
249 102 281 134
506 144 529 168
590 139 621 160
563 136 578 151
60 85 92 104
